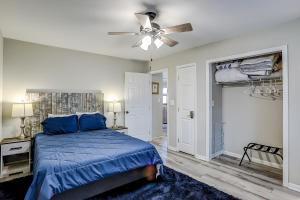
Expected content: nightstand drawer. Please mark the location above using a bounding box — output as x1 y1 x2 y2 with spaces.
1 141 30 156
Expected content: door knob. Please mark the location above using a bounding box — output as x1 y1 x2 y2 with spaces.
125 111 129 114
189 111 194 119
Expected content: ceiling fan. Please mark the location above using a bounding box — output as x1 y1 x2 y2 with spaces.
108 11 193 51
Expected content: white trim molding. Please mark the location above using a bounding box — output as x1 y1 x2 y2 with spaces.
288 183 300 193
205 61 212 161
205 45 289 186
281 45 289 187
149 68 168 75
195 154 209 161
149 68 170 151
211 150 224 159
167 145 178 152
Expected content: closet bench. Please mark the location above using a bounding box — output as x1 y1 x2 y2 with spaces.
239 143 283 166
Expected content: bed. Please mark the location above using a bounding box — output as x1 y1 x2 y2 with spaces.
24 90 163 200
25 129 162 200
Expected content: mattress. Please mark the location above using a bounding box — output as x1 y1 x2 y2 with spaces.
25 129 163 200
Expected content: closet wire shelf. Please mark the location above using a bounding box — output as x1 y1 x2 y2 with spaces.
216 77 282 87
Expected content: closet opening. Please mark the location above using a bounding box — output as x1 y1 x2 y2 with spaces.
206 46 288 186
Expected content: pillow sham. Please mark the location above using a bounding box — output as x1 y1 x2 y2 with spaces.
79 113 106 131
42 115 78 135
76 111 100 117
48 113 74 118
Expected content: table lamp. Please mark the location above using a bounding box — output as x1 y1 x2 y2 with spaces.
12 103 33 139
108 102 121 128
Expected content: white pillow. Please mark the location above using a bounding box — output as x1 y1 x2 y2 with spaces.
76 111 100 117
48 114 75 118
215 68 249 83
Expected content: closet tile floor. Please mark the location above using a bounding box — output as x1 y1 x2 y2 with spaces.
151 137 300 200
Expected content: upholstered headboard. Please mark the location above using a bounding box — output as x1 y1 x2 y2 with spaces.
26 89 104 134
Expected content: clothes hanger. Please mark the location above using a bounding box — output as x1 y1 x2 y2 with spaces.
244 79 282 101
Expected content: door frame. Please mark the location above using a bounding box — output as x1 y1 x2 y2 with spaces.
176 63 198 155
149 68 169 145
205 45 289 187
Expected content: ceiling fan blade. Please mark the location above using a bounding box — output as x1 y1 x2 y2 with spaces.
135 13 152 29
108 32 139 36
160 36 178 47
161 23 193 34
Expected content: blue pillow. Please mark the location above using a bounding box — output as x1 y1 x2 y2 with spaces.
42 115 78 135
79 113 106 131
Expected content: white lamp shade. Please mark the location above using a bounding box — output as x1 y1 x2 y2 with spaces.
12 103 33 117
108 102 114 112
113 102 122 113
108 102 121 113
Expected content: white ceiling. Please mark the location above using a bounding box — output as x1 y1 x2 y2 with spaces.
1 0 300 61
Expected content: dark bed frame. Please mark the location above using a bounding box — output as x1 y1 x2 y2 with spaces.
52 165 157 200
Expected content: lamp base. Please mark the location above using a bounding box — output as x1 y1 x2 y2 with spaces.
112 112 119 129
19 133 25 139
19 117 26 139
112 124 119 129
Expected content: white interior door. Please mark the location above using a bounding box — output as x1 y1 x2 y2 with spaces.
125 72 151 141
177 64 197 155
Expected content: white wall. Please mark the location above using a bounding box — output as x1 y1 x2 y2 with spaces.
0 30 3 140
2 39 147 138
223 87 282 166
150 18 300 186
152 73 163 138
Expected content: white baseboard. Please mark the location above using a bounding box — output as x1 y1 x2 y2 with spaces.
195 154 209 161
288 182 300 193
167 145 178 152
211 150 224 158
223 151 282 169
223 151 242 159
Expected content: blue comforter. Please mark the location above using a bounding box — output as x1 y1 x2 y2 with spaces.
25 129 163 200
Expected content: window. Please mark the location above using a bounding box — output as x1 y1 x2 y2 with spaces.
163 96 167 104
163 87 167 104
163 88 167 95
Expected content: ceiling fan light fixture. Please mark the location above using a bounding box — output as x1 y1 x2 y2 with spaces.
140 42 149 51
109 11 192 50
140 35 152 50
154 38 163 48
142 35 152 45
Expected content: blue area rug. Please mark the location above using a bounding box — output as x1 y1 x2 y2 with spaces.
0 166 238 200
91 166 239 200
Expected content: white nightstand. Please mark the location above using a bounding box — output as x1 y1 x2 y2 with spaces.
0 137 31 182
110 126 128 134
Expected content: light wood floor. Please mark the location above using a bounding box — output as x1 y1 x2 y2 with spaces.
151 137 300 200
